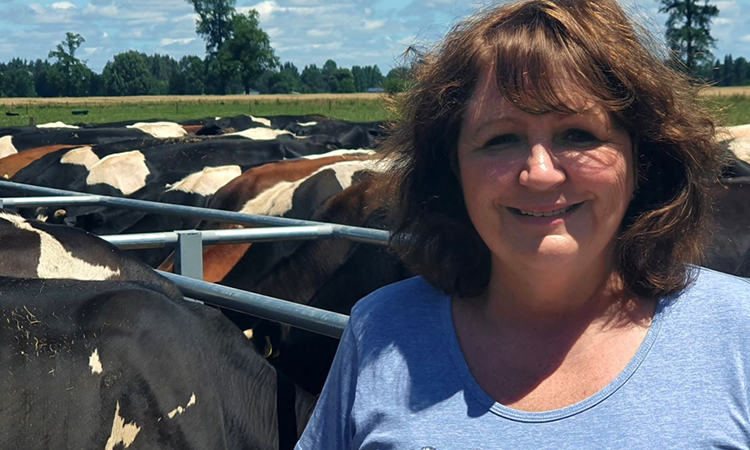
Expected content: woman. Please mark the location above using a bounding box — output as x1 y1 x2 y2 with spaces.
297 0 750 448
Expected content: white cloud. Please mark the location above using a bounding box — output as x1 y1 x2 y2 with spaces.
246 1 279 21
362 19 386 31
52 2 77 10
28 3 44 14
741 34 750 43
266 27 283 38
159 37 196 47
307 28 331 37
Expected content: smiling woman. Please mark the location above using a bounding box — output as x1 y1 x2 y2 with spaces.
295 0 750 449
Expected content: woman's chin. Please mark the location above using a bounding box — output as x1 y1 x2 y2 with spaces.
496 238 585 268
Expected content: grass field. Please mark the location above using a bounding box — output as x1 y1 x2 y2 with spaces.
0 88 749 127
0 94 393 127
703 95 750 127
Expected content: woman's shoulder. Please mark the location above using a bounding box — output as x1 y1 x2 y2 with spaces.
681 266 750 304
351 276 447 315
666 266 750 329
348 276 449 333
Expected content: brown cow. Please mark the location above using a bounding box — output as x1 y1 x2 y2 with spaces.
0 144 80 179
158 149 377 282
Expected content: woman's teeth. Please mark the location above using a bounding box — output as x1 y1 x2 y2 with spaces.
517 206 573 217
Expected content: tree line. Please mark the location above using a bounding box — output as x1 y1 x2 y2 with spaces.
0 32 406 98
0 0 412 98
709 55 750 87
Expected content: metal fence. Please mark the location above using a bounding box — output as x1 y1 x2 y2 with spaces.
0 179 392 338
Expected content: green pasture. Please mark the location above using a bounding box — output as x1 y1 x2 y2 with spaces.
704 95 750 127
0 97 393 127
0 94 748 127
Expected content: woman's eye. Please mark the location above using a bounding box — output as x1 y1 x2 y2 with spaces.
484 134 520 148
563 129 599 144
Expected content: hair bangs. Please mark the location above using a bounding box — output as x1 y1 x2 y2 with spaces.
480 2 630 116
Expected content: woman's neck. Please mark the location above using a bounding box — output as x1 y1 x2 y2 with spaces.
480 253 644 335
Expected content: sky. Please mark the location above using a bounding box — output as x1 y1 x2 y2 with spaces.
0 0 748 74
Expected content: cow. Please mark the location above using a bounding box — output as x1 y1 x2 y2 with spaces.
195 115 276 135
73 118 205 135
157 149 377 281
8 136 205 192
0 127 153 155
0 210 181 300
0 144 81 179
54 135 341 226
707 176 750 277
0 276 316 449
290 120 388 149
36 121 80 129
151 152 401 394
217 176 411 394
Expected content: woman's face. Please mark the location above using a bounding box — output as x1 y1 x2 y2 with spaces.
456 71 634 273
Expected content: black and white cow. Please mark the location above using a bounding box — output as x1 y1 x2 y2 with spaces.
0 210 181 300
0 276 316 449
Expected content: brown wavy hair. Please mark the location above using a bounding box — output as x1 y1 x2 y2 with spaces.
383 0 726 299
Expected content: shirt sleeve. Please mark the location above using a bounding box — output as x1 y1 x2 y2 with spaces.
295 321 360 450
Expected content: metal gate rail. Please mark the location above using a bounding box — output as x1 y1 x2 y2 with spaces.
0 180 390 245
159 271 348 338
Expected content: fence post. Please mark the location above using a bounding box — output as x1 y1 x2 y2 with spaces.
174 230 203 280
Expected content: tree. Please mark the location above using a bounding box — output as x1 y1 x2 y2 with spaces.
384 66 412 93
300 64 327 93
328 68 355 93
185 0 237 56
102 51 155 96
47 32 92 96
301 64 326 93
143 54 179 95
0 66 36 97
659 0 719 74
252 69 276 94
352 65 384 92
218 10 278 94
351 65 365 92
722 54 733 85
170 55 206 95
322 59 338 83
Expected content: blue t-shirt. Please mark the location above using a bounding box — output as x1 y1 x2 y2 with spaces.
297 268 750 449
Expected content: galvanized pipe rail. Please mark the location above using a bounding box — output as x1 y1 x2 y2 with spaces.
101 226 344 279
159 271 348 338
100 225 338 250
0 180 390 246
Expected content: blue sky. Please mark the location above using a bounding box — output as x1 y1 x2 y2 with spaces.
0 0 748 74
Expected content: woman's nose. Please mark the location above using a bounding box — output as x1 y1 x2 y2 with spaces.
518 143 566 191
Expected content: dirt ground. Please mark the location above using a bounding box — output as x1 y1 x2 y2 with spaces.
704 86 750 97
1 88 747 105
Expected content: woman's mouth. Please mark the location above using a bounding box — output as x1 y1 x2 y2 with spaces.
511 203 582 217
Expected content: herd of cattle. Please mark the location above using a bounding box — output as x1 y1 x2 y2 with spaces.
0 113 748 448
